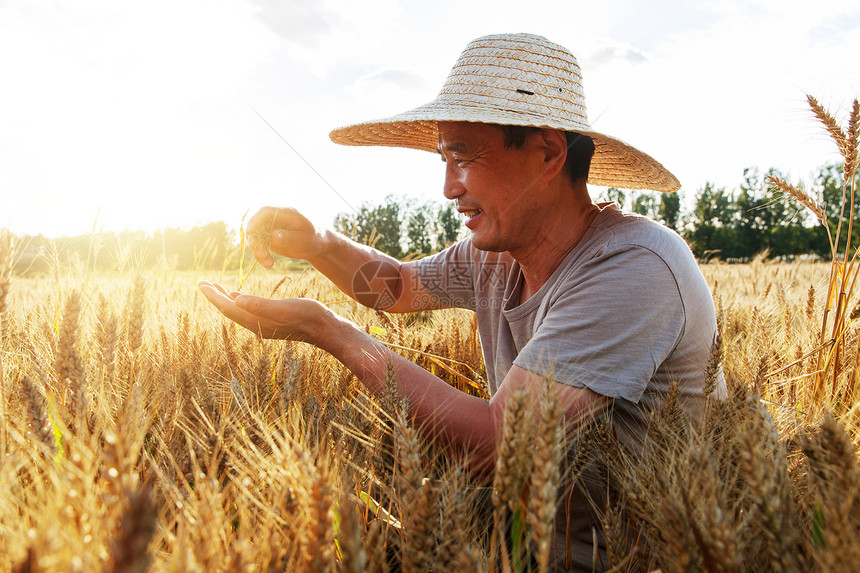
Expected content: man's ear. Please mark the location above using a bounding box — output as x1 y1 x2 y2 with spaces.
535 128 568 182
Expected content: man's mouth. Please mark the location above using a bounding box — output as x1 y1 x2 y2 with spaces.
459 208 483 229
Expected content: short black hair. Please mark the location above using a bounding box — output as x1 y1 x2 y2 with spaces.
498 125 595 186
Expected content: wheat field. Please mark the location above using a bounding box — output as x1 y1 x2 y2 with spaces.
0 256 858 572
0 96 858 572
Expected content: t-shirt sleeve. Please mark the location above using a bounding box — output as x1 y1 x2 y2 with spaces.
414 240 479 311
512 246 686 403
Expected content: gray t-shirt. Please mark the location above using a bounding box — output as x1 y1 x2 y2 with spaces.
416 203 723 570
417 203 723 415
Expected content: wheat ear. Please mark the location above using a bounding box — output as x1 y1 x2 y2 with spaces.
845 99 859 178
801 414 860 570
738 400 804 570
107 478 158 573
20 376 57 454
491 386 533 569
767 175 826 223
95 295 119 387
123 274 146 355
807 94 848 153
54 289 90 430
703 331 723 398
396 405 436 572
528 377 564 572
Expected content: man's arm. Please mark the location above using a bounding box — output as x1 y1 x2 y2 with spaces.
196 285 611 473
305 229 436 314
245 206 437 313
294 294 612 472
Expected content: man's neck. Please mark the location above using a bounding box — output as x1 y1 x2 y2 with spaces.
514 199 600 303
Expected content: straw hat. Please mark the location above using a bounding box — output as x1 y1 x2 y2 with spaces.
329 33 680 192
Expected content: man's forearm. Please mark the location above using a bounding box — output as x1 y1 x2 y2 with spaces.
306 230 414 311
319 311 498 472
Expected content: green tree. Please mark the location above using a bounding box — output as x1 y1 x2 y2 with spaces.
736 168 799 258
406 203 436 255
334 195 405 258
815 162 860 256
437 202 461 250
658 191 681 232
631 192 657 219
685 182 736 259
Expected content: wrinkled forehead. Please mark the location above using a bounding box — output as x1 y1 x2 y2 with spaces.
436 121 505 153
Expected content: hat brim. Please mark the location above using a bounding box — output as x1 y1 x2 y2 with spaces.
329 102 681 193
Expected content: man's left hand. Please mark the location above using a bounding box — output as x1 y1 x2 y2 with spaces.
197 281 333 344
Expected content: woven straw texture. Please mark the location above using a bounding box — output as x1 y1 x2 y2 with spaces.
329 34 680 192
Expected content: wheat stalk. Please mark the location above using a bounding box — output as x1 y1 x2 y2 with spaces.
527 378 564 572
396 404 436 572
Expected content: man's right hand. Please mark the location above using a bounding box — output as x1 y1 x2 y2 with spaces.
245 207 327 268
245 205 442 314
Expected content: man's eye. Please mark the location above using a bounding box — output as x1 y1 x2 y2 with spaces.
439 153 470 165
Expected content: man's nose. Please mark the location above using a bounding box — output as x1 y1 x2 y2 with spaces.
442 164 464 200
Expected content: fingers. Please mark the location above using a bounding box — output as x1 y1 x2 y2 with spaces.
200 281 233 298
198 282 334 345
246 206 291 233
246 207 319 264
198 281 240 300
198 283 269 333
234 294 296 320
234 294 266 315
246 208 294 268
246 207 304 240
252 245 275 269
245 206 278 235
198 282 237 311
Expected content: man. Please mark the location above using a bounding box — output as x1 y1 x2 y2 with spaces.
199 33 724 570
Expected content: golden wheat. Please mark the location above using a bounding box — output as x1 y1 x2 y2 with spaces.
0 258 855 571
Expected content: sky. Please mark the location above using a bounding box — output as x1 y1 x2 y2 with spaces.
0 0 858 238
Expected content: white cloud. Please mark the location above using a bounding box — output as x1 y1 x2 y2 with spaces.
249 0 340 45
587 40 649 67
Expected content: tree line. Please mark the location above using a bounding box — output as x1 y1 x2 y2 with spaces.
334 162 857 262
680 163 855 261
334 200 462 259
7 201 463 276
5 161 855 275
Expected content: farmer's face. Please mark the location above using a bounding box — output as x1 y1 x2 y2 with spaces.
437 122 550 253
